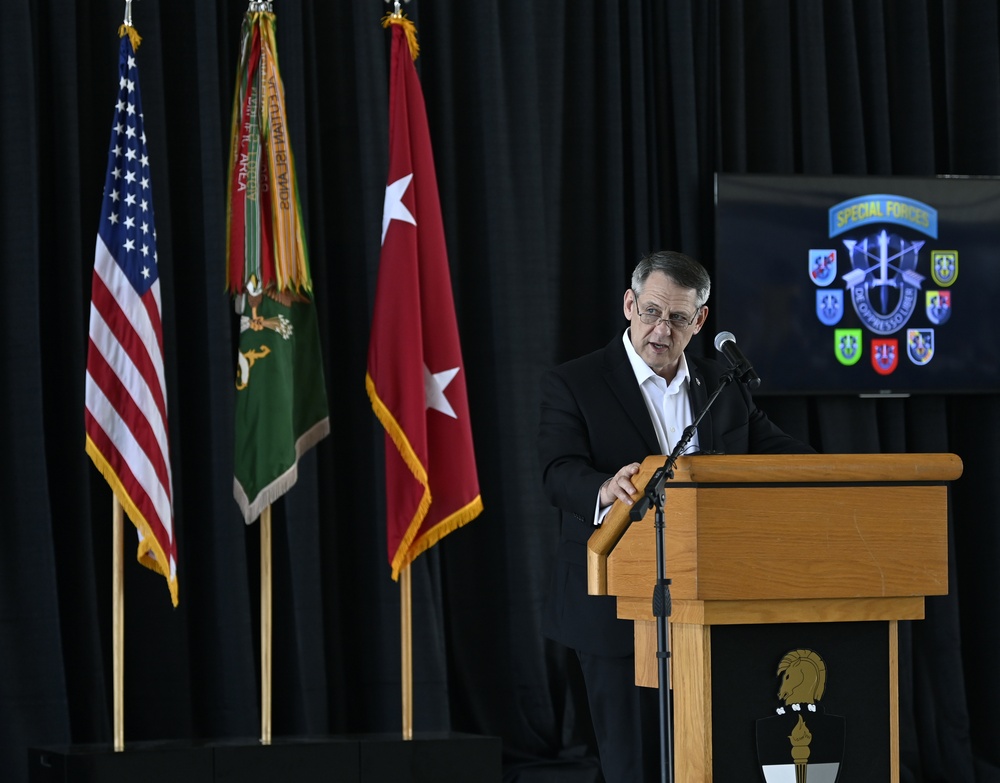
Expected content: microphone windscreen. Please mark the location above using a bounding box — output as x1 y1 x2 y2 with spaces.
714 331 736 352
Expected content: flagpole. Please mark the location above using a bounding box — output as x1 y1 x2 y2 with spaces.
383 1 414 742
261 504 272 745
112 495 125 752
374 7 482 744
401 564 413 740
226 3 329 747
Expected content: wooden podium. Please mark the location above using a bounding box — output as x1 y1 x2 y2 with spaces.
587 453 962 783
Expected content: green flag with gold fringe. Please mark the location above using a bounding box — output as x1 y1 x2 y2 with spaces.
226 7 329 524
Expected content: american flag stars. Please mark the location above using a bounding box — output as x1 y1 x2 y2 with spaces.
100 52 157 294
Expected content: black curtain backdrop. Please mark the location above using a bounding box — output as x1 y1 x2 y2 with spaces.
3 1 1000 782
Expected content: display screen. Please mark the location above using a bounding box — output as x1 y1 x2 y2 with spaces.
714 173 1000 395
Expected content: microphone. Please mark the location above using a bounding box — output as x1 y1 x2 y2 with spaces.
714 331 761 390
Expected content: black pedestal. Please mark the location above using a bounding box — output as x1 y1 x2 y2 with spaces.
212 737 359 782
28 741 214 783
28 733 501 783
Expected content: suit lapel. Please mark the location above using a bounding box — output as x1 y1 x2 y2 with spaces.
602 336 662 455
688 358 715 449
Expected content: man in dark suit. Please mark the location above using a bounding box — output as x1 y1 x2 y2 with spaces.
537 250 813 782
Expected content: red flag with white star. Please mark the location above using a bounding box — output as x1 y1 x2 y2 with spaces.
366 17 483 580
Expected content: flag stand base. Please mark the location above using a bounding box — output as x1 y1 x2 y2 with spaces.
28 732 501 783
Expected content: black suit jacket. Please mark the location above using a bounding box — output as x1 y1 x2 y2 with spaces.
537 333 814 656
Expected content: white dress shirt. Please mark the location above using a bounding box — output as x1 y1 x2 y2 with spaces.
593 330 700 525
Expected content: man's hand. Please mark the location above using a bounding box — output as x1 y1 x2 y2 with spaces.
599 462 641 507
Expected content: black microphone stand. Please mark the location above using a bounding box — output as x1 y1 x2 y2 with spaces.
629 366 742 783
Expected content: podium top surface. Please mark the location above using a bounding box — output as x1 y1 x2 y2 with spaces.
653 452 963 485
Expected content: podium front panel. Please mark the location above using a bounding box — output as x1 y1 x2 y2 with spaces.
681 621 892 783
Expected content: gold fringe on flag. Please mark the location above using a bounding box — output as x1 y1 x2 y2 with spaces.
118 24 142 52
86 435 179 606
365 372 432 579
365 371 484 580
381 13 420 61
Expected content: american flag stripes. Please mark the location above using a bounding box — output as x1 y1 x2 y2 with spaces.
85 29 178 606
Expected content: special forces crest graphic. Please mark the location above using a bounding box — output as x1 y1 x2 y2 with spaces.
841 230 925 336
757 649 845 783
813 193 956 375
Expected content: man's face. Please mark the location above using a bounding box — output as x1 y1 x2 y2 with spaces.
623 271 707 380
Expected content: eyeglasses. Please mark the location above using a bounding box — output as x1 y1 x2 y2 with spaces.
633 292 700 331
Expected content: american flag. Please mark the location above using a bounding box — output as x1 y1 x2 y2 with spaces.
84 30 177 606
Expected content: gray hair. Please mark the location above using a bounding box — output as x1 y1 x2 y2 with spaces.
631 250 711 307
